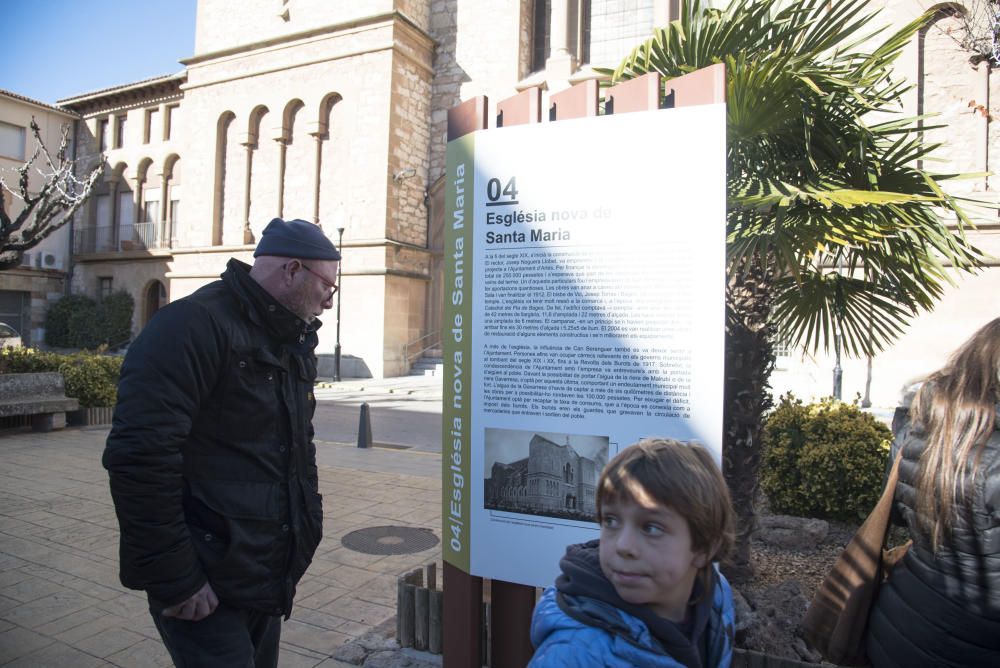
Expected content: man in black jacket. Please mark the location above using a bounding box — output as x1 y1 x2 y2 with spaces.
103 217 341 667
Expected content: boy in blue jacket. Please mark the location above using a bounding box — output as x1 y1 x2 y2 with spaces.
529 439 736 667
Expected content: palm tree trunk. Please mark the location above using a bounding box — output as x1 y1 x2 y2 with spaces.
722 259 776 583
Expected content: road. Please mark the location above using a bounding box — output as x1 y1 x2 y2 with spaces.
311 375 443 453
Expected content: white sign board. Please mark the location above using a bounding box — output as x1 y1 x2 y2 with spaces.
443 103 726 587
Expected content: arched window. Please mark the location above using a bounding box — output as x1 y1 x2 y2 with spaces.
530 0 658 72
212 111 237 246
164 155 181 248
110 162 133 251
247 105 273 240
317 93 345 228
143 280 167 326
280 99 307 219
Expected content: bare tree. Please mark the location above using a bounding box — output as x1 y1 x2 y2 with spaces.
0 117 102 270
926 0 1000 64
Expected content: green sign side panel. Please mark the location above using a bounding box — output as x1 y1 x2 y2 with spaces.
442 133 475 573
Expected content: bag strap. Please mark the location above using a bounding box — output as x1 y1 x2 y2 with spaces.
869 449 904 548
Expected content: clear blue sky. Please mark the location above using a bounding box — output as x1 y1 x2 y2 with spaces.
1 0 198 105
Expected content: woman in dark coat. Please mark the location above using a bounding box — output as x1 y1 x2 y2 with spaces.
867 317 1000 667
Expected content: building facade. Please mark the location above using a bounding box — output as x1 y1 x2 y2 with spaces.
485 433 604 519
8 0 993 403
52 0 687 379
0 90 80 345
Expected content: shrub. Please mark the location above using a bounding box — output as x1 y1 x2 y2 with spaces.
761 394 891 521
0 347 122 407
45 294 94 347
100 291 134 348
67 307 101 349
45 291 133 349
0 347 62 374
58 353 122 407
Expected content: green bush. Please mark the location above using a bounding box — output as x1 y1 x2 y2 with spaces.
45 294 94 347
761 394 891 521
100 291 134 348
45 291 133 349
0 347 62 373
57 354 122 407
0 347 122 408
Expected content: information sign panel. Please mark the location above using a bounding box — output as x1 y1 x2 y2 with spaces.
443 104 726 586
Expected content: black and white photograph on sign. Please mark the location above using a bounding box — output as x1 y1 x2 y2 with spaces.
483 428 609 523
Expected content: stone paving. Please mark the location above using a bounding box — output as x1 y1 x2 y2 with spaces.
0 417 444 667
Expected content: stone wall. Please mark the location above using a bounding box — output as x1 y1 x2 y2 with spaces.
427 0 526 183
194 0 399 55
388 23 434 246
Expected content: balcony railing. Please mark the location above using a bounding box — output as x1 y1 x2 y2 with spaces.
74 222 173 254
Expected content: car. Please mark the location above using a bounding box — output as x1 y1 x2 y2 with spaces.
0 323 22 348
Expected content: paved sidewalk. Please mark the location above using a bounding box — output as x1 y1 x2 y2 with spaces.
0 425 443 667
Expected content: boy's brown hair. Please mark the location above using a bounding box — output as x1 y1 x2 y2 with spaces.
597 439 735 582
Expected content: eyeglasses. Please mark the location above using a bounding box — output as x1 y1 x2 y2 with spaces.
287 261 338 294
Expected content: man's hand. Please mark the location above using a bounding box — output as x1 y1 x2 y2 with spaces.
161 581 219 621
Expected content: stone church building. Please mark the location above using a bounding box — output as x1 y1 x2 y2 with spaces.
2 0 994 400
55 0 680 378
485 433 605 519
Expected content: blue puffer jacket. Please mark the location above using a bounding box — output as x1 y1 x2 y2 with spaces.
529 541 735 668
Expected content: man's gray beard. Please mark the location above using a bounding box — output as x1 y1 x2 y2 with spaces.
282 287 315 323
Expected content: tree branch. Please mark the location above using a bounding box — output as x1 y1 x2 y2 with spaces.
0 117 103 270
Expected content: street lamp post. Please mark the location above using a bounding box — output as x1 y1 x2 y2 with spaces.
833 327 843 400
833 255 843 400
334 226 344 382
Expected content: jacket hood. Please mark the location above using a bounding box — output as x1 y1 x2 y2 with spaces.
555 539 712 668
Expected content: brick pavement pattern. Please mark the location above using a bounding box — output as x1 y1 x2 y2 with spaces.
0 427 442 667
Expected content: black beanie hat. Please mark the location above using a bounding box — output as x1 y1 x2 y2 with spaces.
253 218 341 261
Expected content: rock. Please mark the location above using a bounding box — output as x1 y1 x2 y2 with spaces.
755 515 829 550
792 635 824 664
737 580 814 661
333 618 406 665
731 587 756 644
332 642 368 665
363 649 441 668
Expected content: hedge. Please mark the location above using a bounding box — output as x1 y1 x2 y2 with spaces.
0 347 122 408
45 291 133 350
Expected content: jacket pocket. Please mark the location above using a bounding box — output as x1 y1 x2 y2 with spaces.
289 480 323 585
188 521 230 576
187 479 280 521
212 350 281 443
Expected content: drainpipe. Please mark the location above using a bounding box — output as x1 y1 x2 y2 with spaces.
65 117 80 297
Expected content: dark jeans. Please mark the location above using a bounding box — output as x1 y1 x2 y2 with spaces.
149 599 281 667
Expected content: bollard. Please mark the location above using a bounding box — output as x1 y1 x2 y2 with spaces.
357 402 372 448
396 578 406 643
400 582 416 647
415 587 429 650
426 562 436 591
429 589 443 654
405 567 423 587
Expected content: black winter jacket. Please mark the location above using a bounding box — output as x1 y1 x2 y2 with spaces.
103 259 323 618
867 404 1000 667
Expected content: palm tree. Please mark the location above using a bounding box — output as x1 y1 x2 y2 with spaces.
601 0 989 576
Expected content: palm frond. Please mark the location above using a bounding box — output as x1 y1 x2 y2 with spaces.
609 0 989 357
